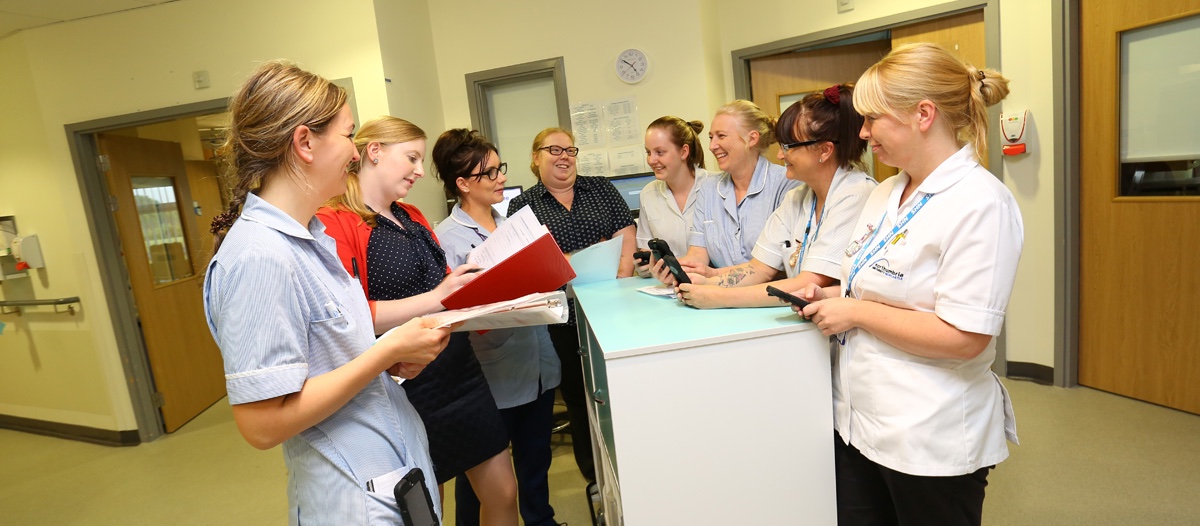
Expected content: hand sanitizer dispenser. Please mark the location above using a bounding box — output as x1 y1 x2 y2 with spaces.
12 234 44 269
1000 110 1028 156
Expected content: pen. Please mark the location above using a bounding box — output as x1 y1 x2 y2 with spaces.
351 257 359 278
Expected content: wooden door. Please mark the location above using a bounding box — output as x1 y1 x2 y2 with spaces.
891 9 988 169
749 39 892 179
1079 0 1200 414
99 134 226 432
748 9 985 181
184 160 225 267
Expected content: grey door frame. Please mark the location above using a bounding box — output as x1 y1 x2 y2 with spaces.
65 98 229 444
465 57 572 138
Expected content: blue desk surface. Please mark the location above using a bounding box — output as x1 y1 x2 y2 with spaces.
572 277 810 358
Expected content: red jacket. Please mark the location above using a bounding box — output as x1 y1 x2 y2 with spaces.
316 204 445 321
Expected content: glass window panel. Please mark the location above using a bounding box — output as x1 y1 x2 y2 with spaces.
132 176 194 284
1119 14 1200 196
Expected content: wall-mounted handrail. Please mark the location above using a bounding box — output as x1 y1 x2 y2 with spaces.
0 297 81 316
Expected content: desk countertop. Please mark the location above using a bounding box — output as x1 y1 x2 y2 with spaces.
572 277 814 359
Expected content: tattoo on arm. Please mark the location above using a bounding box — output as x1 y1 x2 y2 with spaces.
717 265 755 287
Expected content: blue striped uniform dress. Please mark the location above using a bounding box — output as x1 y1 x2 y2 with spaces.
687 155 800 268
203 193 439 525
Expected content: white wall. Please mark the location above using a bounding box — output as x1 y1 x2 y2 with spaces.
0 0 395 432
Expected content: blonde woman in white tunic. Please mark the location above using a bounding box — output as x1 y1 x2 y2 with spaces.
799 43 1023 526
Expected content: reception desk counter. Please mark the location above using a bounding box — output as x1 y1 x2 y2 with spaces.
572 278 835 525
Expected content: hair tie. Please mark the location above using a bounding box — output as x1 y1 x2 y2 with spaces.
209 210 239 234
823 85 841 105
977 70 985 81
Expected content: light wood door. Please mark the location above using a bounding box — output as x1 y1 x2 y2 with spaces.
1079 0 1200 415
891 9 988 168
99 134 226 432
750 39 892 179
748 9 985 181
184 160 225 267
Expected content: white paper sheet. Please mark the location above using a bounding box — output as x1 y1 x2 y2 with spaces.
570 102 605 149
467 206 547 267
637 284 679 297
568 235 623 285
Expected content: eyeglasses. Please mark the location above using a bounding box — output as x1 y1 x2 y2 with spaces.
780 139 837 152
465 162 508 181
539 145 580 157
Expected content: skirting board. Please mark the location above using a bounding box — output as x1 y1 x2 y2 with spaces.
0 414 140 447
1006 361 1054 386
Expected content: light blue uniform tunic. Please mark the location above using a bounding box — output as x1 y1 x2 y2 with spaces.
688 155 800 268
434 204 561 408
204 193 439 525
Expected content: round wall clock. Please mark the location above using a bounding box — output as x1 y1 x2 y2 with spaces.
615 48 650 84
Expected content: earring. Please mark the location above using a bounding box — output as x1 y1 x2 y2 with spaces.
371 158 379 164
819 158 825 163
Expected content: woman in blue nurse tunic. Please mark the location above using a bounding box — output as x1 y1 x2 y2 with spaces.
204 60 451 524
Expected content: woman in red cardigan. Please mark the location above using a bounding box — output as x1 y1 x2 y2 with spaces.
317 116 518 526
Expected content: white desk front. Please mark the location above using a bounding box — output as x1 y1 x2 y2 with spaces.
572 278 836 525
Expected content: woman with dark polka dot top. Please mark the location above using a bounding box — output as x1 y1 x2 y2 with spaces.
505 127 636 485
317 116 518 525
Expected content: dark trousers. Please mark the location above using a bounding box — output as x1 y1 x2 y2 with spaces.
834 432 992 526
455 388 558 526
546 323 595 484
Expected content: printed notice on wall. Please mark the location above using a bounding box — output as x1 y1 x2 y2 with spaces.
576 150 610 177
608 145 649 176
570 102 605 149
604 96 640 147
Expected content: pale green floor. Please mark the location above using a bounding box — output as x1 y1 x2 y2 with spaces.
2 379 1199 525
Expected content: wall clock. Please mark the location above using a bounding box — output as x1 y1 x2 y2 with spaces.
615 48 650 84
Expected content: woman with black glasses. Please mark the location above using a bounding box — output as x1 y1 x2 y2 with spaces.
505 127 636 485
674 85 877 309
433 129 564 526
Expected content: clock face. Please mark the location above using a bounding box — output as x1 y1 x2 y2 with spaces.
615 48 649 84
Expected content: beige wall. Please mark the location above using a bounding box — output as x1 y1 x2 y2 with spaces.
427 0 726 176
374 0 450 223
0 0 1060 437
0 0 395 432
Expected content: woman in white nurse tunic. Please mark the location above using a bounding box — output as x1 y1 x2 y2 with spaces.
799 43 1024 526
672 84 876 309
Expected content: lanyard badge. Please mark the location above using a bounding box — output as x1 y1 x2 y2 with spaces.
844 193 934 299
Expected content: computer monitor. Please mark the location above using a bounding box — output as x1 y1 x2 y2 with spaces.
607 172 657 218
492 185 523 216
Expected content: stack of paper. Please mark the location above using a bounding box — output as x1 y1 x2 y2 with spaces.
431 290 568 332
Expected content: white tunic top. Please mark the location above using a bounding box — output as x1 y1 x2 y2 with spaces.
635 168 711 256
750 166 876 279
835 145 1024 477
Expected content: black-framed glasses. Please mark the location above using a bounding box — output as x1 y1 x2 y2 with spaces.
465 162 508 181
539 145 580 157
780 138 837 152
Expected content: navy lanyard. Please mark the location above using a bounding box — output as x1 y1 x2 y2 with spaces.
844 193 933 298
793 198 822 271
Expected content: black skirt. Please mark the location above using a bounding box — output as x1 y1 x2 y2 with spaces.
402 332 507 483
